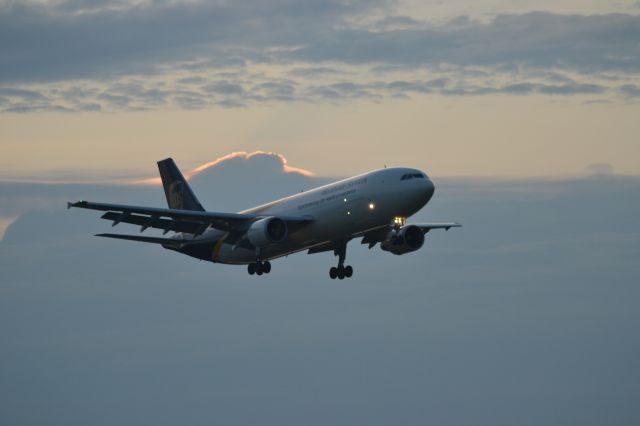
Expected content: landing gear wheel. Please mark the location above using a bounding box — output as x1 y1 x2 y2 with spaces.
263 261 271 274
329 267 338 279
248 264 256 275
344 265 353 278
328 240 355 280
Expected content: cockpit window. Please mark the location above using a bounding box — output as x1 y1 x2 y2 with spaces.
401 173 426 180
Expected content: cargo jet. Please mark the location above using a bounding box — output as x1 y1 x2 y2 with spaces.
69 159 460 279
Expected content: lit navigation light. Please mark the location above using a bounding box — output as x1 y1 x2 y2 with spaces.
368 202 376 210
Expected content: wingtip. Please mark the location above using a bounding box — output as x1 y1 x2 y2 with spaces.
68 200 88 209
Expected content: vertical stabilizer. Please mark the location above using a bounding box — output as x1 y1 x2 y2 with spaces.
157 158 205 211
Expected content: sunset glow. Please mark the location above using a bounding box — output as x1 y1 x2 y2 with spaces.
133 151 315 185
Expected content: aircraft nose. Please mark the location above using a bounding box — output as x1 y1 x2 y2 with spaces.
423 177 435 202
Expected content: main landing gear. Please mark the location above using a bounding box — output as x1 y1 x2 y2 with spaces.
248 261 271 276
329 240 354 280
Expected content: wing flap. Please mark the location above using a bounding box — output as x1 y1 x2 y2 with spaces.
69 200 314 235
100 211 201 234
70 201 251 232
96 233 187 247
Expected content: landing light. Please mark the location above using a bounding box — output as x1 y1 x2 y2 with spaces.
394 216 406 226
369 202 375 210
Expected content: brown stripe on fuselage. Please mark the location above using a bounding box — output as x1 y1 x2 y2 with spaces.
212 233 228 262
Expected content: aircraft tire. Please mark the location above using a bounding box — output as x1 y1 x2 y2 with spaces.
344 265 353 278
248 264 256 275
263 261 271 274
329 267 338 279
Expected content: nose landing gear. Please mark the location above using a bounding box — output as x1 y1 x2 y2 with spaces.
329 240 354 280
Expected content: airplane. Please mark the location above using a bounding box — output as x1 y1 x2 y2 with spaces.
68 158 461 279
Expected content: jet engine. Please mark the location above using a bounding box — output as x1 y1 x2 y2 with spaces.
247 217 288 247
380 225 425 255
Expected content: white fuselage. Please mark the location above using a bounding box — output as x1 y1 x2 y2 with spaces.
185 167 435 264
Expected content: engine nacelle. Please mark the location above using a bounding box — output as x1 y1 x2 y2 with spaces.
247 217 288 247
380 224 425 255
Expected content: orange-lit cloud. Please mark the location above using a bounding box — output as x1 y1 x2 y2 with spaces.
134 151 314 185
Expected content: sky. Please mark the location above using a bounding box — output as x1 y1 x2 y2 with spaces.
1 1 640 424
1 155 640 425
1 0 639 180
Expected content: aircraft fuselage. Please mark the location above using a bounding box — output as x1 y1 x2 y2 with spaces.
176 167 435 264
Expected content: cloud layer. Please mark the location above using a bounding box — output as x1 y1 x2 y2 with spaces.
2 156 640 425
1 1 639 112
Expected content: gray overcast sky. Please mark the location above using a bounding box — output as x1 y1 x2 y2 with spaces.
1 153 640 425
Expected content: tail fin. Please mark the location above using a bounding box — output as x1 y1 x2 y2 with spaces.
157 158 205 211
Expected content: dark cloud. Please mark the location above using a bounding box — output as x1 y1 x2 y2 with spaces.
202 81 245 96
287 66 346 77
177 76 208 85
619 84 640 97
77 102 102 111
0 2 639 111
0 87 48 100
0 0 385 83
1 159 640 426
2 2 639 84
0 75 619 113
97 92 130 107
172 90 209 109
289 12 640 73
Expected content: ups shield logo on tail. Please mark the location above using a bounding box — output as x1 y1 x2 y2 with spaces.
169 182 185 209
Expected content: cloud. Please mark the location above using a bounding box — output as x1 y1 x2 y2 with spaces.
0 0 385 83
619 84 640 98
1 2 640 112
134 150 314 188
585 162 615 176
287 67 346 78
2 162 640 426
0 150 321 239
285 12 640 78
1 72 620 113
2 3 640 81
0 87 48 100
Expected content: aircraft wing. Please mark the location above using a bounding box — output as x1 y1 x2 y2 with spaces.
415 222 462 232
68 200 313 235
359 222 461 248
95 233 188 247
